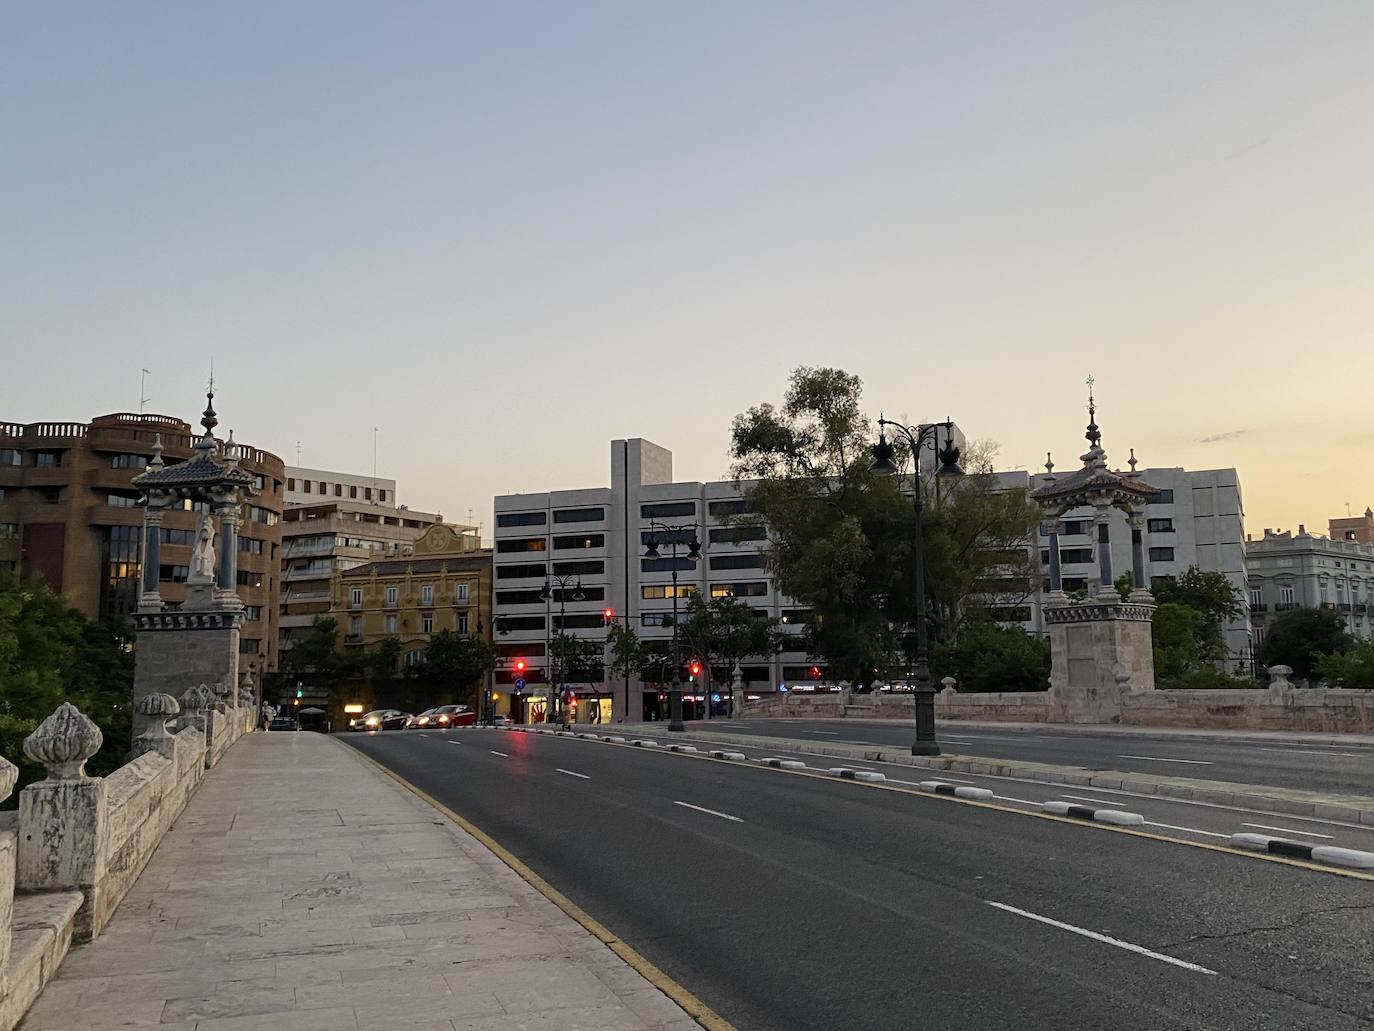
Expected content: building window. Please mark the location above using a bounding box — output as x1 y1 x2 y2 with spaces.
1279 585 1295 606
385 614 397 634
641 584 697 599
379 490 388 503
1146 518 1174 534
641 528 696 547
780 609 813 625
1149 490 1175 505
456 582 470 603
350 588 363 608
497 511 547 528
287 478 296 491
496 589 543 605
1059 549 1094 565
710 582 768 598
349 616 362 637
109 454 148 469
642 557 696 573
249 506 278 525
159 564 190 583
641 501 696 519
0 523 17 541
555 613 607 630
0 449 20 466
553 560 603 577
496 614 545 632
33 451 60 468
421 613 434 634
104 493 138 508
421 584 433 606
98 524 141 621
708 499 751 518
497 563 547 580
349 485 358 499
236 570 264 588
709 525 766 545
554 534 604 550
1062 577 1089 592
1249 589 1262 608
405 649 425 668
243 605 263 621
497 537 548 553
237 537 263 554
1059 521 1090 536
239 638 261 655
0 488 6 504
553 507 605 524
1148 547 1175 562
457 614 469 634
708 554 765 571
385 586 398 607
303 481 312 494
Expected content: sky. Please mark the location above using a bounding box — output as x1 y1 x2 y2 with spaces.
3 2 1371 538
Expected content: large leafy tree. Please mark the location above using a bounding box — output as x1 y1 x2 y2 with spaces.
281 617 359 682
0 574 134 796
1153 567 1241 663
1259 608 1353 680
729 365 1039 681
678 594 784 686
419 630 494 707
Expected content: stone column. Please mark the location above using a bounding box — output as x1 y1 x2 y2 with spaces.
1095 508 1113 592
140 502 165 607
1128 512 1148 590
1046 518 1063 593
215 502 241 593
16 703 109 941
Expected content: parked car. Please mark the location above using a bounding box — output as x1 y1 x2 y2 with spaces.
267 716 298 732
407 704 477 729
349 709 409 731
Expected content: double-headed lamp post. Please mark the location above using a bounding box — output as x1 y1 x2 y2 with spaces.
643 521 702 732
870 415 965 755
540 573 586 727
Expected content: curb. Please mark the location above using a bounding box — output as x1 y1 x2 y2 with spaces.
754 757 806 770
1231 833 1374 870
828 768 886 782
918 781 994 801
616 728 1374 827
1040 800 1145 826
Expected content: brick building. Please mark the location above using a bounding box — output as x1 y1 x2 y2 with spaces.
0 411 285 669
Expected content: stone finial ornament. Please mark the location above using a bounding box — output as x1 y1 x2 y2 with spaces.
132 693 181 756
135 692 181 720
1267 665 1294 691
0 755 17 803
180 683 216 713
23 702 104 780
940 677 958 695
237 690 253 708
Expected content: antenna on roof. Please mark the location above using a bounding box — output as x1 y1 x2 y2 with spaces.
139 368 151 414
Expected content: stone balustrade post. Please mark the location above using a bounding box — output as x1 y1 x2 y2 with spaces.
177 683 215 733
940 676 958 697
16 704 108 940
1267 664 1294 700
131 694 181 760
0 755 17 976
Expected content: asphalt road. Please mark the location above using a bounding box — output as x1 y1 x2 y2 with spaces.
345 728 1374 1031
685 719 1374 796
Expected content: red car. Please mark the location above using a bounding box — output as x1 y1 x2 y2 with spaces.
407 704 477 729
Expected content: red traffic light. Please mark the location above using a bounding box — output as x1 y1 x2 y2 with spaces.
603 607 615 624
808 665 822 679
688 658 702 677
513 658 527 674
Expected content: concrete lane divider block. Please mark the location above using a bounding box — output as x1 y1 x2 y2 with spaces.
829 768 886 782
1311 846 1374 870
919 781 994 801
755 757 806 770
1041 800 1144 825
667 744 698 753
631 740 659 748
577 733 597 739
710 750 747 761
1228 832 1374 869
603 735 626 743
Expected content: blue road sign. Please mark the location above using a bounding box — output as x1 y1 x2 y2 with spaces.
513 677 526 691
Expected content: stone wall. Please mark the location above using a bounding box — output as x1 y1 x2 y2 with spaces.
0 694 253 1031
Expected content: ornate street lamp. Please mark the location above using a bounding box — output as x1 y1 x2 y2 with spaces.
870 416 964 755
643 522 702 731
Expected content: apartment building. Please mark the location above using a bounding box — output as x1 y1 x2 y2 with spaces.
1247 525 1374 645
285 466 396 508
0 411 285 669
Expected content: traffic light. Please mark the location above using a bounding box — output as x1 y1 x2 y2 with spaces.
513 658 527 675
602 607 614 626
808 665 822 680
295 688 303 699
688 658 702 680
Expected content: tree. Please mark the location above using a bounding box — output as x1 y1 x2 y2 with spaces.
1259 608 1353 680
281 617 358 683
931 619 1050 693
366 636 403 681
729 365 1040 682
0 574 135 798
1315 640 1374 690
1152 567 1241 663
420 630 493 707
678 595 784 688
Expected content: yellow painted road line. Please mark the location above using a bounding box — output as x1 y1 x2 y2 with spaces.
341 741 738 1031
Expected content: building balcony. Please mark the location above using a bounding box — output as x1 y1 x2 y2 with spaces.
1251 603 1268 612
344 634 364 645
1276 601 1300 611
285 567 332 581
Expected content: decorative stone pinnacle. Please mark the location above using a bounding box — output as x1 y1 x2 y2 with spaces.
0 755 16 804
179 683 215 713
135 692 181 718
23 702 104 781
1044 452 1055 479
149 434 165 470
1128 448 1138 473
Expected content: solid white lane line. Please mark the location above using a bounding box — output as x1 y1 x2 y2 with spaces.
1063 795 1129 808
672 801 743 823
1117 755 1214 765
1242 822 1334 840
489 750 508 757
993 795 1044 806
1143 822 1230 839
448 740 461 745
986 901 1217 975
1257 747 1361 758
804 731 839 735
926 777 979 785
556 769 590 780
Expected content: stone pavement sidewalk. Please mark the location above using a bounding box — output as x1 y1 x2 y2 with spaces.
20 732 701 1031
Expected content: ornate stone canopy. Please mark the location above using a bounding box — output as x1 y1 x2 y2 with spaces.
131 390 256 499
1029 392 1159 517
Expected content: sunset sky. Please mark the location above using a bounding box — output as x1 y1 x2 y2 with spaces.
4 2 1370 537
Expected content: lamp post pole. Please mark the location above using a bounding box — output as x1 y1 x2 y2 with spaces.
870 416 964 756
541 573 585 729
643 521 701 732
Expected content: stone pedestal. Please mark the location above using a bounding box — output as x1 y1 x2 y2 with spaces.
1045 597 1155 723
130 586 243 745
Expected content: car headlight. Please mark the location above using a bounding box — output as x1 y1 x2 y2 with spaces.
438 716 449 724
365 719 378 727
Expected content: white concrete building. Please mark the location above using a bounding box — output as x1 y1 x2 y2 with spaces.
1247 526 1374 647
285 466 396 508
